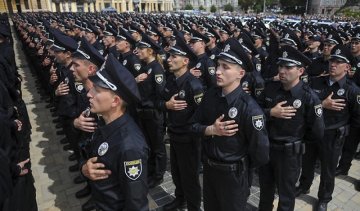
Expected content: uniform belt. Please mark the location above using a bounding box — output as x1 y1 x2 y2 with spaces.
206 158 243 172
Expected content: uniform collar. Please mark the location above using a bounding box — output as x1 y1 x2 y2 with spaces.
217 84 245 105
99 112 130 140
328 75 346 88
175 70 191 87
281 80 303 97
198 53 207 59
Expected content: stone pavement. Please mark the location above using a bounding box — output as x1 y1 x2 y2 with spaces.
12 24 360 211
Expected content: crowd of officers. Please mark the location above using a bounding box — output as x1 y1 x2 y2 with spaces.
1 11 360 211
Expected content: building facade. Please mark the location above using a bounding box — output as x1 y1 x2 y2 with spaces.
0 0 173 13
309 0 347 15
174 0 237 11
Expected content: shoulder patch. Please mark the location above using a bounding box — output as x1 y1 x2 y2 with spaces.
155 74 163 84
314 104 323 117
252 115 264 131
194 93 203 105
124 159 142 180
75 82 84 93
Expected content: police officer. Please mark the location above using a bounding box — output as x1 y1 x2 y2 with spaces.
336 31 360 176
84 23 104 55
116 27 142 78
161 37 203 211
189 30 217 90
296 45 360 211
135 34 167 188
102 25 119 59
191 37 269 211
303 35 322 60
204 26 221 61
81 54 149 210
258 45 324 211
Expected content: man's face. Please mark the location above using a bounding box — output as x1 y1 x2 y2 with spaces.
329 60 349 78
85 32 96 42
167 54 187 73
102 35 114 47
351 40 360 55
278 65 303 86
254 37 262 48
137 47 151 60
54 51 69 64
215 59 244 88
308 40 320 49
220 32 229 43
87 85 116 114
115 40 128 53
70 58 89 82
323 43 336 56
189 40 204 55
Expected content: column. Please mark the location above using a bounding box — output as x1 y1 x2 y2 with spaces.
121 0 126 11
51 2 56 11
90 2 94 11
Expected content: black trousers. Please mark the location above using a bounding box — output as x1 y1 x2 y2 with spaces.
203 162 249 211
169 133 201 211
338 126 360 171
259 147 301 211
299 129 345 203
138 109 166 180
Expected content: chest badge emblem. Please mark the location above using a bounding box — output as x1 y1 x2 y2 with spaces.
123 59 127 66
337 88 345 96
228 107 238 119
293 99 302 109
98 142 109 156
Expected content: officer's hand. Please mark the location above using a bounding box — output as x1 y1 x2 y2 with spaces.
50 72 58 84
270 101 297 119
14 119 23 131
74 112 97 132
135 73 148 83
190 68 202 78
82 157 112 181
17 158 30 176
322 92 346 111
166 94 187 110
210 114 238 136
55 82 70 96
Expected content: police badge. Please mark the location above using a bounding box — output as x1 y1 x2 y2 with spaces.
208 67 215 75
210 54 215 60
124 159 142 180
123 60 127 66
178 90 186 99
255 88 264 97
196 63 201 69
256 64 261 72
293 99 302 109
228 107 238 119
194 93 203 105
314 104 323 117
98 142 109 156
64 77 69 85
357 95 360 104
134 64 141 71
75 83 84 93
147 68 152 75
252 115 264 131
155 74 163 84
357 63 360 68
337 88 345 96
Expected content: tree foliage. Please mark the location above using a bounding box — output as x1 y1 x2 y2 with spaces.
184 4 193 10
223 3 234 12
238 0 279 12
199 5 205 11
210 5 217 13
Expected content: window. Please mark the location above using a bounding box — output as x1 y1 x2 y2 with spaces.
37 0 42 9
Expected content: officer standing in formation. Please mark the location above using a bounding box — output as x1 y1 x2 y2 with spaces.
8 11 360 211
258 45 324 211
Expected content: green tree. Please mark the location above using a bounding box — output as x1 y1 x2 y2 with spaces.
279 0 306 14
184 4 193 10
210 5 217 13
223 3 234 12
199 5 205 11
238 0 253 11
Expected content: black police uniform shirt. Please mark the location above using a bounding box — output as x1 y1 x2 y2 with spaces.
307 56 329 77
119 51 142 78
88 112 149 211
304 50 321 60
56 63 78 118
350 56 360 87
258 81 324 143
257 46 269 60
310 75 360 129
161 71 204 135
191 85 269 168
207 46 221 61
91 40 104 55
138 60 165 109
194 53 217 90
103 45 119 59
